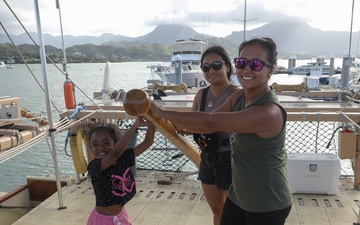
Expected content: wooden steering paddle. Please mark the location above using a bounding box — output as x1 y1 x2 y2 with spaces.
123 89 200 168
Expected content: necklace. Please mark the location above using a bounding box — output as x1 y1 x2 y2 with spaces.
207 84 233 108
207 88 217 108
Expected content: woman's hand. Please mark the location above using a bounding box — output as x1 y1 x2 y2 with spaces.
134 116 147 128
171 123 192 136
146 121 156 129
174 125 187 136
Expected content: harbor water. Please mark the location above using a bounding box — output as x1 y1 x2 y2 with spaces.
0 62 155 192
0 60 353 192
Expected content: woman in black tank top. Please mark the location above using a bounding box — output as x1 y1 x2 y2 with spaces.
192 46 239 225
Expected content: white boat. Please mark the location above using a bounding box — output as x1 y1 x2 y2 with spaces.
273 65 293 74
289 59 340 76
153 38 207 88
6 64 14 69
0 62 14 69
350 59 360 77
289 58 345 89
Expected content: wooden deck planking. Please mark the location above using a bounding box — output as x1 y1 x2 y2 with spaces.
285 203 301 225
126 188 159 221
11 171 360 225
130 172 208 225
130 193 174 225
339 178 360 213
126 174 166 220
154 191 199 225
185 193 213 225
287 178 360 225
156 183 205 225
13 180 94 225
133 171 212 225
290 194 355 225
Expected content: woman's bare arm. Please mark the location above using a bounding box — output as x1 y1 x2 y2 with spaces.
151 101 284 138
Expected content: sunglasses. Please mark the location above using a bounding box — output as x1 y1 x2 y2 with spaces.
200 61 225 72
234 57 272 71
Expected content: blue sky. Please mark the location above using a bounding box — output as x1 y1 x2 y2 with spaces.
0 0 358 37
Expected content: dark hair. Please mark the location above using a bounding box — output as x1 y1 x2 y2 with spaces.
200 45 233 80
88 124 120 144
238 37 278 66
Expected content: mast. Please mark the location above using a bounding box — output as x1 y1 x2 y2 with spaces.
234 0 256 42
57 0 76 110
33 0 66 210
56 0 68 74
243 0 246 42
341 0 355 89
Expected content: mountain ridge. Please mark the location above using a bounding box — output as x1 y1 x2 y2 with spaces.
0 22 359 58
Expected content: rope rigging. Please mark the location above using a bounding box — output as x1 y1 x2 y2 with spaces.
0 0 105 112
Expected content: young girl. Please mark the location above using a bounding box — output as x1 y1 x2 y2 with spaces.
86 117 155 225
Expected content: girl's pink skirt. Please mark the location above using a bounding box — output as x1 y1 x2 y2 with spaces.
87 208 132 225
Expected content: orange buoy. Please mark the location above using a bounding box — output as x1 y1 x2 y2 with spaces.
64 80 75 109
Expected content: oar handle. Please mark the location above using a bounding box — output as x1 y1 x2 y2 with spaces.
123 89 200 168
123 89 151 116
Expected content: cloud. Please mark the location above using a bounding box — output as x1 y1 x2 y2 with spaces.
0 0 358 38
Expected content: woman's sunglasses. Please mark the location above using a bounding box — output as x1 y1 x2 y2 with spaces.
234 57 272 71
200 61 225 73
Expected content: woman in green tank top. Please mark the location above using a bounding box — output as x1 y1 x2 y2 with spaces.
151 37 292 225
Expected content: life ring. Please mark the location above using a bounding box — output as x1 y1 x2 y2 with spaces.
69 123 88 174
199 80 207 87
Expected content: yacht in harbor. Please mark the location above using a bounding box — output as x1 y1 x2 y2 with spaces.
6 64 14 69
152 38 207 88
289 59 340 76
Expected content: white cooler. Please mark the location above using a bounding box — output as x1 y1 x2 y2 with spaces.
287 153 340 195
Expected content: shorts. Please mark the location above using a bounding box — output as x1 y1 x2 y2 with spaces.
220 197 291 225
198 150 232 190
87 208 132 225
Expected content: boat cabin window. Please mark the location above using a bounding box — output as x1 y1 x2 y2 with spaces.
352 62 360 68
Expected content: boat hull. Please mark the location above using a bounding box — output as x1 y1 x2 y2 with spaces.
166 71 205 87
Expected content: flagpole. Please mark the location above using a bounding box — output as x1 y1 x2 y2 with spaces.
33 0 66 210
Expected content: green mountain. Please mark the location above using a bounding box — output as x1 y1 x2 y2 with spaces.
1 22 358 63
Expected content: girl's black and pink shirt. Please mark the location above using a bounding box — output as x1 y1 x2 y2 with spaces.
88 149 136 207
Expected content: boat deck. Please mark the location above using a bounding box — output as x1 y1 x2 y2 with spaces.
12 170 360 225
61 94 360 122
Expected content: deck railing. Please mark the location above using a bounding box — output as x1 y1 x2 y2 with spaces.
61 97 360 188
118 109 360 187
